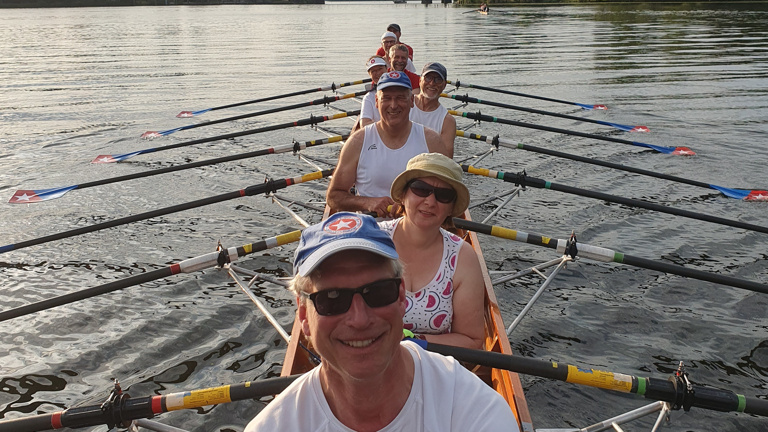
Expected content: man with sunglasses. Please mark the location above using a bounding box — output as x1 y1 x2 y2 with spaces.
244 212 519 431
410 62 456 158
326 71 447 217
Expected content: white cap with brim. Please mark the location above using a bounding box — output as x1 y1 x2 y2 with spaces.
367 56 388 71
381 31 397 41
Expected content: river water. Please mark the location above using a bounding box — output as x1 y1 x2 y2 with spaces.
1 2 767 431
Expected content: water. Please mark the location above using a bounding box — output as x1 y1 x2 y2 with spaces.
1 3 767 431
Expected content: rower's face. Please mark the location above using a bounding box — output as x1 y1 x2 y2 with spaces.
419 72 446 100
389 30 402 41
368 65 387 84
298 251 406 382
382 38 396 54
376 87 413 124
390 50 408 72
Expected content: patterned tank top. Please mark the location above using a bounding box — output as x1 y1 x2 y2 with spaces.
378 217 463 334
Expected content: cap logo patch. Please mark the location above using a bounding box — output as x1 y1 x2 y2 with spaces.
324 216 361 234
387 71 401 79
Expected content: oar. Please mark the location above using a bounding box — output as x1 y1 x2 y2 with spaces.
9 135 347 203
421 342 768 418
452 218 768 295
448 79 608 110
0 169 333 255
0 230 302 323
91 110 359 163
443 93 647 132
0 375 301 432
143 91 367 138
462 165 768 235
175 78 371 117
457 131 768 200
450 110 694 155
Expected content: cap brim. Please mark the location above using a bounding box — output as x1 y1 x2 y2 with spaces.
296 238 398 276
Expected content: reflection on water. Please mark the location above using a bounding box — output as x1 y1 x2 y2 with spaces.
0 3 767 431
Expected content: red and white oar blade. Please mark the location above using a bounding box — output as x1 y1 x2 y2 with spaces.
671 147 696 156
746 190 768 201
141 131 162 139
9 186 77 204
177 111 194 118
91 151 144 164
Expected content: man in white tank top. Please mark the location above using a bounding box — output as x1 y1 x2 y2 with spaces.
409 62 456 158
327 71 447 217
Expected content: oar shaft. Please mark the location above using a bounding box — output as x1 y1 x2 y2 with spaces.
0 230 302 323
204 78 370 112
465 166 768 235
82 136 346 190
162 92 366 135
146 111 359 155
0 170 332 255
425 342 768 417
0 376 300 432
448 79 605 109
451 110 661 151
452 218 768 295
444 93 633 131
458 131 713 190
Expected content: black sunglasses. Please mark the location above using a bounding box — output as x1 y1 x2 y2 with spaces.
301 277 402 316
407 180 456 204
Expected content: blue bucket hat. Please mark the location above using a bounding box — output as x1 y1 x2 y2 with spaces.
376 71 413 91
293 212 398 276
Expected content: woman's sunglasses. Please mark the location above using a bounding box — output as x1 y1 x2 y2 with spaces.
301 277 402 316
407 180 456 204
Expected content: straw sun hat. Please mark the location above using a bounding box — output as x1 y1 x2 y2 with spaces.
390 153 469 218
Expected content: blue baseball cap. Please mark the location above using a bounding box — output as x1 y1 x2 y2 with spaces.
293 212 398 276
376 71 412 91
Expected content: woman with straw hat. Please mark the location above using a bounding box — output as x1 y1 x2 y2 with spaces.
379 153 484 349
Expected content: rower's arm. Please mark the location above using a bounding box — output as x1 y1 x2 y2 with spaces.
326 131 395 216
424 126 452 159
440 114 457 159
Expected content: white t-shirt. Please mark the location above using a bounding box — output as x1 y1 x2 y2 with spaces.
360 90 380 123
409 103 449 135
244 341 520 432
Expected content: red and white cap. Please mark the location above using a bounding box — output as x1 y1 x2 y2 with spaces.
367 56 387 71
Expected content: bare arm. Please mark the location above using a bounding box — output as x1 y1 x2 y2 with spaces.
360 118 374 128
440 114 457 159
326 130 396 215
424 127 451 158
422 241 485 349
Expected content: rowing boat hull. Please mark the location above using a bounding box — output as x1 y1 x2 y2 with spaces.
280 211 533 431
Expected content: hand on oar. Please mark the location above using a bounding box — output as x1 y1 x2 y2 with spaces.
1 169 333 255
91 110 359 164
8 135 347 204
452 217 768 295
175 77 370 118
450 110 694 155
142 90 368 138
443 93 648 132
456 130 768 200
462 165 768 235
447 79 608 110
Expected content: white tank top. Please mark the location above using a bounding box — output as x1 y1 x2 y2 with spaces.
409 103 448 135
360 90 380 122
356 123 429 198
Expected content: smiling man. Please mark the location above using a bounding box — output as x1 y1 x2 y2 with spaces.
244 212 519 432
326 71 446 217
410 62 456 158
